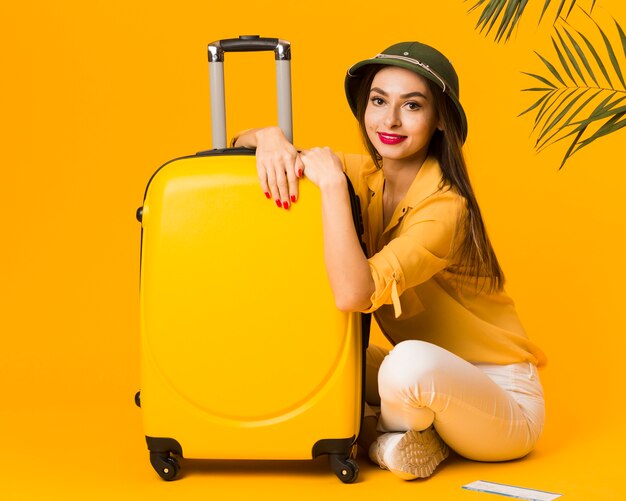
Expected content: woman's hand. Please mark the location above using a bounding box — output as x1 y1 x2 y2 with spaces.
255 127 304 209
299 147 345 189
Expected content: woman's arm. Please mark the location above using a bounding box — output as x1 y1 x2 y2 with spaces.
300 148 374 312
234 127 303 209
232 128 261 148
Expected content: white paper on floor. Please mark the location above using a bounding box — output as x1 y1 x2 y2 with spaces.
462 480 562 501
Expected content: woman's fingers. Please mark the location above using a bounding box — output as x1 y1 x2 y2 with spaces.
257 151 301 209
253 126 304 208
260 159 280 207
273 159 290 208
287 154 301 203
256 162 272 200
295 154 305 183
298 147 344 188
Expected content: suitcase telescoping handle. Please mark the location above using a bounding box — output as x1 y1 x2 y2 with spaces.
207 35 293 149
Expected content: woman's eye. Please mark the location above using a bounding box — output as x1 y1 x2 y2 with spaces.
370 97 385 106
406 102 421 110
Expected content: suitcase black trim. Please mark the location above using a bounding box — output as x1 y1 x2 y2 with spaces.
146 436 183 456
311 436 355 458
313 437 360 483
146 437 183 481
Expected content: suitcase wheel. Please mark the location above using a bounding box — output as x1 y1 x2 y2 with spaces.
150 452 180 481
330 455 359 484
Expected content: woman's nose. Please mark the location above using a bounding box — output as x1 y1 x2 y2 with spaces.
384 107 401 128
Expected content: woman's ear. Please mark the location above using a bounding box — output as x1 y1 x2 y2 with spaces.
436 112 444 132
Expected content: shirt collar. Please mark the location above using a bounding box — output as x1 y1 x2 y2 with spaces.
364 155 445 240
364 155 444 208
402 155 444 208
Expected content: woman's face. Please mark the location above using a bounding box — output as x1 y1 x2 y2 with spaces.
364 66 441 165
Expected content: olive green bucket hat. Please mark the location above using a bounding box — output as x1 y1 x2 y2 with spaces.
345 41 468 142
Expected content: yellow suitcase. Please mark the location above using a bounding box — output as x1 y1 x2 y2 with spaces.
135 37 365 483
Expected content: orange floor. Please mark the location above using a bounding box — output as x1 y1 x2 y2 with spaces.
4 324 624 501
3 401 623 501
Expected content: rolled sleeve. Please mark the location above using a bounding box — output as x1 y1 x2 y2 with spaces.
364 246 405 317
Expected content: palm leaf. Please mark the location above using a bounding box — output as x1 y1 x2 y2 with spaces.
529 89 560 129
616 18 626 58
553 0 572 24
473 0 503 28
598 22 626 88
533 88 568 132
573 112 626 153
533 88 586 144
496 0 525 41
518 91 554 117
559 128 586 168
465 0 528 43
536 89 603 150
536 89 590 148
563 0 578 21
551 36 577 83
479 0 507 34
536 51 567 86
468 0 491 17
582 9 626 88
562 26 599 86
539 0 553 25
576 29 614 86
521 71 558 88
555 29 587 84
467 0 594 43
520 13 626 168
505 0 529 40
571 98 626 127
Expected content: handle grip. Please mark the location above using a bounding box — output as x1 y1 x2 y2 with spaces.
209 35 290 61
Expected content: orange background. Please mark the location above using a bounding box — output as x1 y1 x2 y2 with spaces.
1 0 625 499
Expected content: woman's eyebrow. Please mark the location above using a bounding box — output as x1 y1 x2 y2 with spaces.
369 87 388 96
369 87 427 99
400 91 427 99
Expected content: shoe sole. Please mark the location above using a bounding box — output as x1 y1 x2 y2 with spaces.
385 428 449 480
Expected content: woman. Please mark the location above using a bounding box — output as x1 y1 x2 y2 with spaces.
233 41 546 480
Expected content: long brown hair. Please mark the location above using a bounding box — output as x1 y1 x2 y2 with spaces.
355 66 505 292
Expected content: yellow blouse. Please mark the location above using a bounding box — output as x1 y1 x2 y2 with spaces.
340 152 547 366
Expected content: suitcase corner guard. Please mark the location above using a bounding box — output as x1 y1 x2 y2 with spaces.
312 437 359 484
146 437 183 481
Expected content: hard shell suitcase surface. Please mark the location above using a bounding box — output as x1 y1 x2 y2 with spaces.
136 36 365 483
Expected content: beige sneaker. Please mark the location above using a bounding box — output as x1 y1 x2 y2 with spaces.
368 426 449 480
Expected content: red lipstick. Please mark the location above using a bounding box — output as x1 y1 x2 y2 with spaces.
377 132 407 145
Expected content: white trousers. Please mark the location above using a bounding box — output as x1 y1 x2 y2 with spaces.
365 340 545 462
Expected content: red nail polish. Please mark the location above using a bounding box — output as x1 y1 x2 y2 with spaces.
275 199 282 208
291 195 296 203
265 192 271 199
282 201 289 209
298 169 303 177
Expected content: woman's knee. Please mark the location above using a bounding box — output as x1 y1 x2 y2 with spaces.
378 341 449 400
